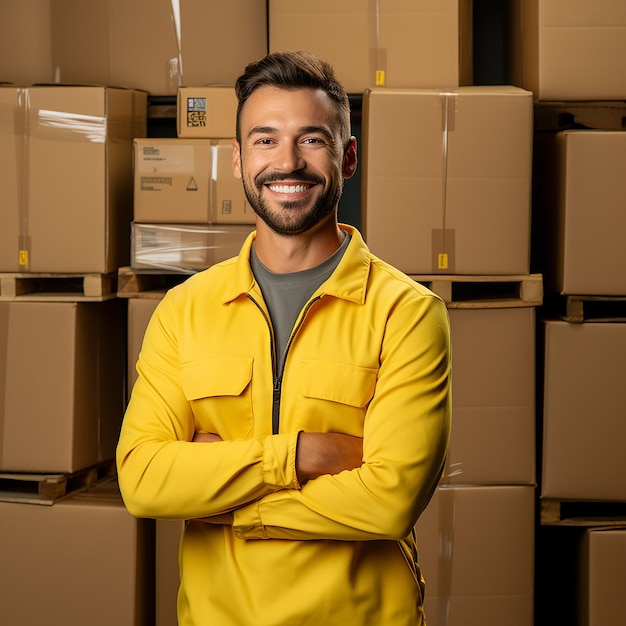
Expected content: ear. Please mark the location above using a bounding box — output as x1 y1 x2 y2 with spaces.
232 138 242 179
342 136 358 179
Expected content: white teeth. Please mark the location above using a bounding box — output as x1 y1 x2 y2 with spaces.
268 184 309 194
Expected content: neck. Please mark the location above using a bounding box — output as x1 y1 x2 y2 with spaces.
254 217 345 274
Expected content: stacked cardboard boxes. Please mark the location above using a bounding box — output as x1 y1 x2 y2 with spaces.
338 5 539 624
510 2 626 625
0 85 149 624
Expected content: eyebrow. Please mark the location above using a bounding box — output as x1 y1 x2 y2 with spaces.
247 125 334 142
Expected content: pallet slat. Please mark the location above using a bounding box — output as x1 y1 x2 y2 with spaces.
116 266 189 299
0 272 117 301
540 498 626 527
410 273 543 308
0 461 115 506
544 292 626 323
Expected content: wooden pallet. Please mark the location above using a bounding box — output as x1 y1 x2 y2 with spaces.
540 498 626 527
544 292 626 323
0 271 117 301
0 460 115 506
534 100 626 132
116 266 190 299
410 273 543 308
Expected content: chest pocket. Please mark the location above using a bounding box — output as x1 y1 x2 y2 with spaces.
180 357 254 439
295 359 378 436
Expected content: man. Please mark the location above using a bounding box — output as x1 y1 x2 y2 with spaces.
117 51 452 625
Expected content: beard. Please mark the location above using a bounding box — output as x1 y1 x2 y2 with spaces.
242 170 344 237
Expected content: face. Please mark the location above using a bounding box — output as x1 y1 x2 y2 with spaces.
232 86 356 237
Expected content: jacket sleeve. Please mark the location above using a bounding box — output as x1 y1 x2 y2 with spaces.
116 291 300 520
232 294 452 541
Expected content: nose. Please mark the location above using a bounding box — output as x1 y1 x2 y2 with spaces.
274 141 305 173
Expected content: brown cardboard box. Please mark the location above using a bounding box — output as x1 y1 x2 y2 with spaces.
578 528 626 626
0 85 146 273
156 519 185 626
0 299 127 473
416 485 535 626
50 0 266 95
362 86 533 275
533 130 626 296
269 0 473 93
541 320 626 501
132 223 254 273
509 0 626 101
176 86 238 139
0 484 155 626
444 308 536 486
128 297 162 399
133 138 253 224
0 0 53 84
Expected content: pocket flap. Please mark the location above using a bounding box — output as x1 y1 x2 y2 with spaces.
299 360 377 407
181 357 253 401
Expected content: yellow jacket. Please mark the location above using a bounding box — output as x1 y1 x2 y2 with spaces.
117 225 452 626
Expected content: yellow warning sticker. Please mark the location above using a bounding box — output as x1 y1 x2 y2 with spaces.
437 253 448 270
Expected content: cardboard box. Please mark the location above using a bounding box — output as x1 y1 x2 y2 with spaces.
533 130 626 296
541 320 626 501
578 528 626 626
156 520 185 626
269 0 473 93
133 138 253 224
0 483 155 626
0 0 53 84
362 86 533 275
416 485 535 626
0 85 147 273
50 0 265 95
509 0 626 101
0 300 127 473
132 223 254 273
128 297 162 399
444 308 536 486
176 86 238 139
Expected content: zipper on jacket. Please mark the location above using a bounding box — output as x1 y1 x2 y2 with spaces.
248 292 324 435
271 295 323 434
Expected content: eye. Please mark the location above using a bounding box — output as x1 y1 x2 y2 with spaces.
302 136 325 146
255 137 275 146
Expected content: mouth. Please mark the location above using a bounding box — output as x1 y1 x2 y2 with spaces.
266 182 315 195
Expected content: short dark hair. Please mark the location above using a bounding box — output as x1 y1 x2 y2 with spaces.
235 50 351 146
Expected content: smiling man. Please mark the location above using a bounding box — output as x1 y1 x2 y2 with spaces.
117 51 452 626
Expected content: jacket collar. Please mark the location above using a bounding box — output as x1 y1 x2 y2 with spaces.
222 224 371 305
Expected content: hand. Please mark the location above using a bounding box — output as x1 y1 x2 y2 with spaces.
192 432 223 443
296 432 363 484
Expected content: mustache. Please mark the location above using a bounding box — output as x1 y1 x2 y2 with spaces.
256 171 325 186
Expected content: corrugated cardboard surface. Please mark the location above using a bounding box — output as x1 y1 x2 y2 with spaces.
509 0 626 100
133 139 253 224
444 308 536 486
53 0 266 94
362 86 533 275
269 0 473 93
579 528 626 626
176 86 238 139
0 300 127 473
0 85 146 273
156 519 185 626
541 320 626 500
127 297 162 399
416 485 535 626
534 130 626 296
131 223 254 273
0 488 155 626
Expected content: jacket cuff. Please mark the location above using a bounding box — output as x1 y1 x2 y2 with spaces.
262 431 301 489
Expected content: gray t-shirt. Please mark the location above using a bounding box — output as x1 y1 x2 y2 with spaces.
250 233 351 374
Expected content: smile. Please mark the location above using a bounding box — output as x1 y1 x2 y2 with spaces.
267 183 313 194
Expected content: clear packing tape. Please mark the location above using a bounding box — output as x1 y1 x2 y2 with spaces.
2 86 142 271
435 91 458 273
369 0 387 86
